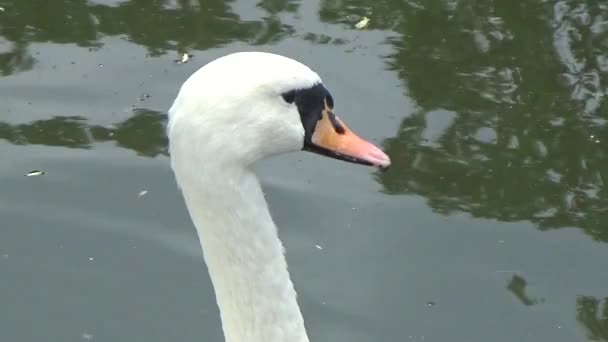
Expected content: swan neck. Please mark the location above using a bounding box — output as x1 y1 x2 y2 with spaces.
178 168 309 342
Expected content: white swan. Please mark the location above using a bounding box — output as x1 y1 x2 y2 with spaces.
167 52 391 342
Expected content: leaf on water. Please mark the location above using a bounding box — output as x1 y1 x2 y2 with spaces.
175 52 193 64
355 17 370 30
25 170 44 177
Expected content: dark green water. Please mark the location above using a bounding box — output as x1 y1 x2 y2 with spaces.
1 0 607 341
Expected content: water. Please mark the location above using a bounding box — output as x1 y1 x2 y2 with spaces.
1 0 607 341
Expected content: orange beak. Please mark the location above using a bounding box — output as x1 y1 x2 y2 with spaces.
303 99 391 169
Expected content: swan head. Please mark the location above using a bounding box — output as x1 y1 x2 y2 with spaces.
168 52 390 170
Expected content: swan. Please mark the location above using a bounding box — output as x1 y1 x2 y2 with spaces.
167 51 391 342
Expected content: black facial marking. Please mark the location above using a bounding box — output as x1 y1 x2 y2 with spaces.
283 83 330 143
281 90 296 104
326 93 334 108
281 83 343 137
327 111 345 134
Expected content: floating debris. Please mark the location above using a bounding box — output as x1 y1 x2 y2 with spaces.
88 257 94 261
175 52 193 64
590 135 600 144
314 244 323 250
138 190 148 198
82 333 94 340
0 7 4 12
25 170 44 177
355 16 370 30
426 301 436 307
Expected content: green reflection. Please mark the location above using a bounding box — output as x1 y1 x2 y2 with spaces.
577 296 608 341
319 0 608 241
0 109 168 157
0 0 299 75
1 0 607 244
506 274 543 306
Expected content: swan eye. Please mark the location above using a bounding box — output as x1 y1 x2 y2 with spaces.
281 90 297 104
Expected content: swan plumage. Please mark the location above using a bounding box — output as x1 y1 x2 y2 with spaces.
168 51 390 342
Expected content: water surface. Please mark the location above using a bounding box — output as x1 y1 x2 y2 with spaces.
1 0 607 341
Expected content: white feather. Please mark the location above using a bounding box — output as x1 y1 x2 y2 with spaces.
168 52 322 342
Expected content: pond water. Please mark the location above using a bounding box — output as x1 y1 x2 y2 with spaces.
1 0 607 341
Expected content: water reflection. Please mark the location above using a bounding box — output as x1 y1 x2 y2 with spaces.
0 0 299 76
507 276 607 340
1 1 607 340
0 109 168 157
577 296 608 341
340 0 608 241
1 0 607 243
506 274 543 306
